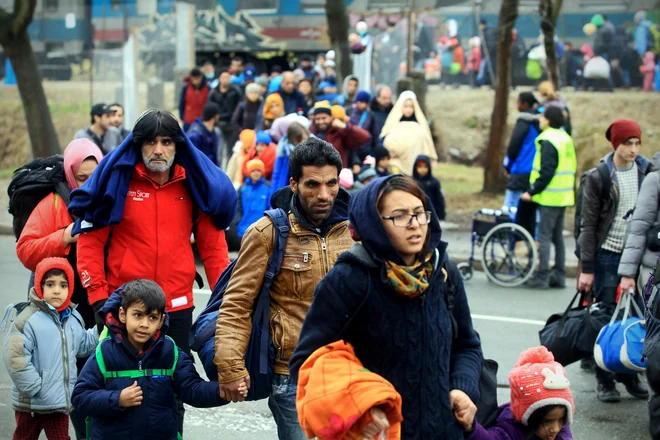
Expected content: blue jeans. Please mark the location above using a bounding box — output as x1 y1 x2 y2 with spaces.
503 190 523 221
594 248 621 307
268 374 306 440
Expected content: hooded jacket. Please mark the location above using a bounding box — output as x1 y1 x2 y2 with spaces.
467 404 573 440
413 155 446 220
242 143 277 181
178 76 210 126
349 106 380 151
578 152 653 273
504 110 540 191
17 140 104 328
276 87 309 116
290 175 482 439
71 291 225 439
237 177 271 237
618 153 660 278
214 186 354 382
296 341 403 439
4 258 98 414
370 100 393 133
76 160 231 312
187 117 220 166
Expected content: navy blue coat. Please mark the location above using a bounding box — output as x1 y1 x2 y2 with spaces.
290 175 482 439
187 118 220 166
72 292 226 439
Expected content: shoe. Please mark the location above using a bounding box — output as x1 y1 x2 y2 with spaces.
621 374 649 400
580 358 594 371
549 273 566 288
524 276 549 290
597 382 621 403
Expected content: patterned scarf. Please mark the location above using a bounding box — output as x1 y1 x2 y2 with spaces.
384 258 433 299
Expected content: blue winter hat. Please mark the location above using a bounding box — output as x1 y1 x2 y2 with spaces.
355 90 372 103
244 67 257 80
256 130 272 145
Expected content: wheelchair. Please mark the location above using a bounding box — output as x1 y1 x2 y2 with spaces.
457 208 537 287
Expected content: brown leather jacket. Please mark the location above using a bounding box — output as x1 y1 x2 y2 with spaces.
214 210 353 383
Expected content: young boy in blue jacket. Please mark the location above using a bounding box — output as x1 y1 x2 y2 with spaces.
72 279 241 439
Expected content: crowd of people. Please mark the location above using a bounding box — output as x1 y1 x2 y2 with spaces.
5 15 660 440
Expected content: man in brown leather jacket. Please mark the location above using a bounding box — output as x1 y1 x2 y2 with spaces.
214 138 354 439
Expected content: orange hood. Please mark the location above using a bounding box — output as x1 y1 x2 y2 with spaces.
296 341 403 439
34 257 75 312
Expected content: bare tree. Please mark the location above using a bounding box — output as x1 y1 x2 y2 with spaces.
483 0 519 193
325 0 353 81
539 0 562 90
0 1 61 158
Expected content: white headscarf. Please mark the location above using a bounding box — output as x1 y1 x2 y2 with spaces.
379 90 432 142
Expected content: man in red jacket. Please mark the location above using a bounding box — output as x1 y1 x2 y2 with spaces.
179 67 210 131
76 110 231 432
310 101 371 167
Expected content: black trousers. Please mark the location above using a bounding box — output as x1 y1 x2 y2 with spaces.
167 308 194 435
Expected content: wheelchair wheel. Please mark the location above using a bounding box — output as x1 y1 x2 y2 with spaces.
481 222 537 287
457 262 473 281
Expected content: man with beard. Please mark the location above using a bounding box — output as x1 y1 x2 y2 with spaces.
310 101 370 168
71 110 236 433
74 103 124 154
370 85 394 130
215 138 354 440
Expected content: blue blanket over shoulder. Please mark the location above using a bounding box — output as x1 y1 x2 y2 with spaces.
68 131 237 235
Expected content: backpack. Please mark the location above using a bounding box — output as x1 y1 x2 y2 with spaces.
649 23 660 56
574 162 611 254
526 59 543 80
345 245 500 429
7 155 72 240
643 259 660 359
89 332 182 440
189 208 289 401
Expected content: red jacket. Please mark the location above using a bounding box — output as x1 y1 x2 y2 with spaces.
76 162 230 312
310 123 371 167
242 142 277 181
182 82 210 126
16 192 73 271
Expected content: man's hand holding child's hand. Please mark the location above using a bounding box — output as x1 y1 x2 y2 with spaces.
119 381 143 407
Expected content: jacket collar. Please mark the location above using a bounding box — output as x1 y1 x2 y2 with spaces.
133 162 187 187
603 152 650 173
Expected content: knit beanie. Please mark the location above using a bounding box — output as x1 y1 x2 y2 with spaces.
358 167 378 183
256 130 272 145
591 14 605 28
246 159 265 173
509 346 575 427
606 119 642 149
373 146 391 163
239 129 257 148
331 105 346 120
313 101 332 116
339 168 354 189
34 257 75 312
356 90 372 103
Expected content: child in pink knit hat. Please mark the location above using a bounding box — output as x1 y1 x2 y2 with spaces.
465 346 574 440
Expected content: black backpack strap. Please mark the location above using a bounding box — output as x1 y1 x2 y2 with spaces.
54 181 76 221
255 208 290 375
442 254 460 340
596 162 611 202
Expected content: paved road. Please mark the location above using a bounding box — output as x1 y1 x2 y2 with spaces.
0 235 651 439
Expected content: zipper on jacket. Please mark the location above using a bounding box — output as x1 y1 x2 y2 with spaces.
138 360 143 372
270 310 284 360
320 238 328 273
60 325 71 411
303 252 309 263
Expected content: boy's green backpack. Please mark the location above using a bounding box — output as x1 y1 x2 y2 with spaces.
86 328 182 440
526 59 543 80
649 23 660 56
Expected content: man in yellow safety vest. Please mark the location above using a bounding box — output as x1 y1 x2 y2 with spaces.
521 106 577 289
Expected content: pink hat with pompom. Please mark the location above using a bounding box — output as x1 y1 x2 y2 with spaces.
509 346 574 426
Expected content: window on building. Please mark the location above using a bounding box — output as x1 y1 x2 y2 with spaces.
300 0 324 13
236 0 278 11
44 0 59 12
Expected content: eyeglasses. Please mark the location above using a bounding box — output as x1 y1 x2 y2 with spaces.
381 211 432 228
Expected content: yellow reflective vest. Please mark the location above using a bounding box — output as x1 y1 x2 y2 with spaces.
529 128 577 207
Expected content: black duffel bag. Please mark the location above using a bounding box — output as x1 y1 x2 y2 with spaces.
539 291 613 366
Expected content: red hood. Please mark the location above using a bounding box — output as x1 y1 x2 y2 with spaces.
34 257 75 312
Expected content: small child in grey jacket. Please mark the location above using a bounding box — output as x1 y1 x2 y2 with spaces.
3 257 98 439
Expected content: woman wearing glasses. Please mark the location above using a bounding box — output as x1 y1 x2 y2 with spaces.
290 175 482 439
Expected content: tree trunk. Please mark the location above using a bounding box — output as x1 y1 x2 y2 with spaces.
325 0 352 81
2 30 61 157
483 0 519 194
540 0 560 91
